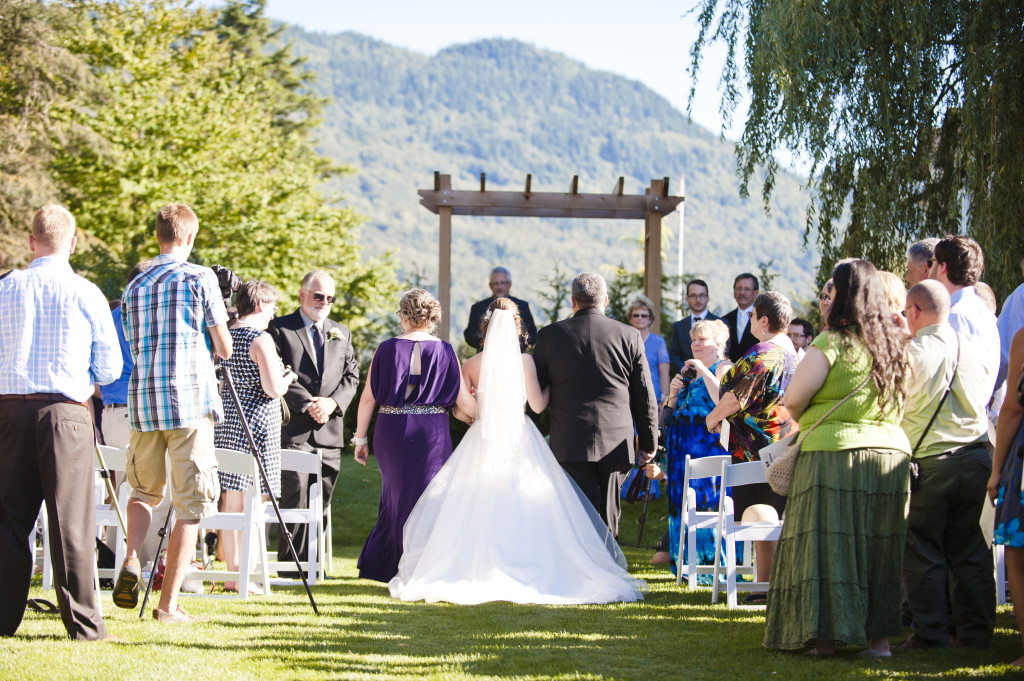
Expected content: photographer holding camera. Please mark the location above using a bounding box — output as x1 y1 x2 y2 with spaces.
114 204 232 624
644 319 732 571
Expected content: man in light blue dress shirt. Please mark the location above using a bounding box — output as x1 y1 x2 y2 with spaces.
0 205 121 641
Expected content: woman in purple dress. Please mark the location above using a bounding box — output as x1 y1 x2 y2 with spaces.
352 289 476 582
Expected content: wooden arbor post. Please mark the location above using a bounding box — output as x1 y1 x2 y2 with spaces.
419 172 684 341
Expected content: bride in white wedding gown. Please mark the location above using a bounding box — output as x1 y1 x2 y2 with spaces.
388 299 646 604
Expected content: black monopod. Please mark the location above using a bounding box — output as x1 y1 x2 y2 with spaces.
219 364 319 615
634 427 668 548
138 507 174 619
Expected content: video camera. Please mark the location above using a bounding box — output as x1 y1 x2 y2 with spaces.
210 265 240 305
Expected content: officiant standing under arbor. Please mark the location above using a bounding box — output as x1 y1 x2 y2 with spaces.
464 267 537 351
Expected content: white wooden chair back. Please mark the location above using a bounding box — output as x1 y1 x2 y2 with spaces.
266 449 324 585
712 460 783 608
676 454 731 588
183 448 269 598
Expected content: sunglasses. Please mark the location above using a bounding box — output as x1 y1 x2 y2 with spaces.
631 312 650 319
311 292 336 304
818 291 831 303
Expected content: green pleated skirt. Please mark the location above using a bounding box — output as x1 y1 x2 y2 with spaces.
763 447 911 650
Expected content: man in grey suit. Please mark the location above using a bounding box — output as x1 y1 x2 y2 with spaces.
668 279 723 375
268 270 359 569
533 272 659 538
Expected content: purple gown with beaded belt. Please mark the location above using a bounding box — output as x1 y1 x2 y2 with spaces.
357 337 462 582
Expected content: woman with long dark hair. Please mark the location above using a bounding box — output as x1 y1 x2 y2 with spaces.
764 259 911 657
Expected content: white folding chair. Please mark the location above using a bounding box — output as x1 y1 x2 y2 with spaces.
266 448 322 585
323 474 333 578
676 454 732 588
94 445 130 585
995 543 1007 606
32 506 52 590
183 448 269 598
712 460 783 608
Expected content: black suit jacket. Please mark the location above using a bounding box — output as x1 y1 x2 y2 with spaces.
268 310 359 467
721 308 759 363
533 307 658 467
463 295 538 351
668 311 724 375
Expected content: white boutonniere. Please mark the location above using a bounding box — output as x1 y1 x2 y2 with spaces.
326 328 344 342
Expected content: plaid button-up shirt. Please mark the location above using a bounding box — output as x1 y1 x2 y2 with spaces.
0 256 122 402
122 253 228 432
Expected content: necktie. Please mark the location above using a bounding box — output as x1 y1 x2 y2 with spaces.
311 324 325 374
738 309 748 337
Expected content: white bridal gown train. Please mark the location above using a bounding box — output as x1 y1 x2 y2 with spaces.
388 309 646 605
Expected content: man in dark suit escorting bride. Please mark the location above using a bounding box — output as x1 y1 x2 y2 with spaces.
533 272 659 538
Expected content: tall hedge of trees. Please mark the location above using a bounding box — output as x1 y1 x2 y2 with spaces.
0 0 398 348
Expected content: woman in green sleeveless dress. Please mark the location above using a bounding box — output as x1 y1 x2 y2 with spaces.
764 259 911 657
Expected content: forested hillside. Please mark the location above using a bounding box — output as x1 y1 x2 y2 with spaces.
285 28 819 334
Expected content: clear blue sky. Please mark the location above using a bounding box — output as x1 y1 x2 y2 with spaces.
259 0 746 140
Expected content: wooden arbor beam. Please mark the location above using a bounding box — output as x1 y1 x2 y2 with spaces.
418 187 681 220
421 172 684 341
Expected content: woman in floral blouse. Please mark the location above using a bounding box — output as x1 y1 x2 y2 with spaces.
705 291 799 603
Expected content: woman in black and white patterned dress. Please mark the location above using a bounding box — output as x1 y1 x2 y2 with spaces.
214 280 297 592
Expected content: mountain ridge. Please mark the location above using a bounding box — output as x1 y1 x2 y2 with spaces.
283 27 818 337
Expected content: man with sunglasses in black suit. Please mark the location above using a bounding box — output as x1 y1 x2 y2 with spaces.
269 270 359 574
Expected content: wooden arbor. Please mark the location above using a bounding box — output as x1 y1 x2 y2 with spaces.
419 172 685 341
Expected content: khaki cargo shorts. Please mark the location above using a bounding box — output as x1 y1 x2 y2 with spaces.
127 414 220 520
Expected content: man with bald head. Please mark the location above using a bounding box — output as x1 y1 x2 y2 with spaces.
899 279 996 650
0 205 121 639
269 269 359 571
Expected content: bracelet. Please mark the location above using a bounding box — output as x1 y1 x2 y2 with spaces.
351 435 368 446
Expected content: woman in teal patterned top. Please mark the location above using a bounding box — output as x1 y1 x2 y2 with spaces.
764 259 911 657
988 327 1024 666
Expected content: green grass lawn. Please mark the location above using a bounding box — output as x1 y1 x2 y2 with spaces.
3 457 1022 680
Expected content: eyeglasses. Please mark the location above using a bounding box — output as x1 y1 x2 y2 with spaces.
686 292 709 299
926 259 935 269
818 291 831 303
733 287 757 293
902 303 919 318
787 332 806 338
630 312 650 319
311 292 336 304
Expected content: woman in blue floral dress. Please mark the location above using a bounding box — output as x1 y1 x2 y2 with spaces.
989 327 1024 666
645 320 732 574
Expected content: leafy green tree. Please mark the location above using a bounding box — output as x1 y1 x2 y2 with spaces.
688 0 1024 299
48 0 398 349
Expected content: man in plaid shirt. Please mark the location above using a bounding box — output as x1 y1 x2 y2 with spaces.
114 204 232 624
